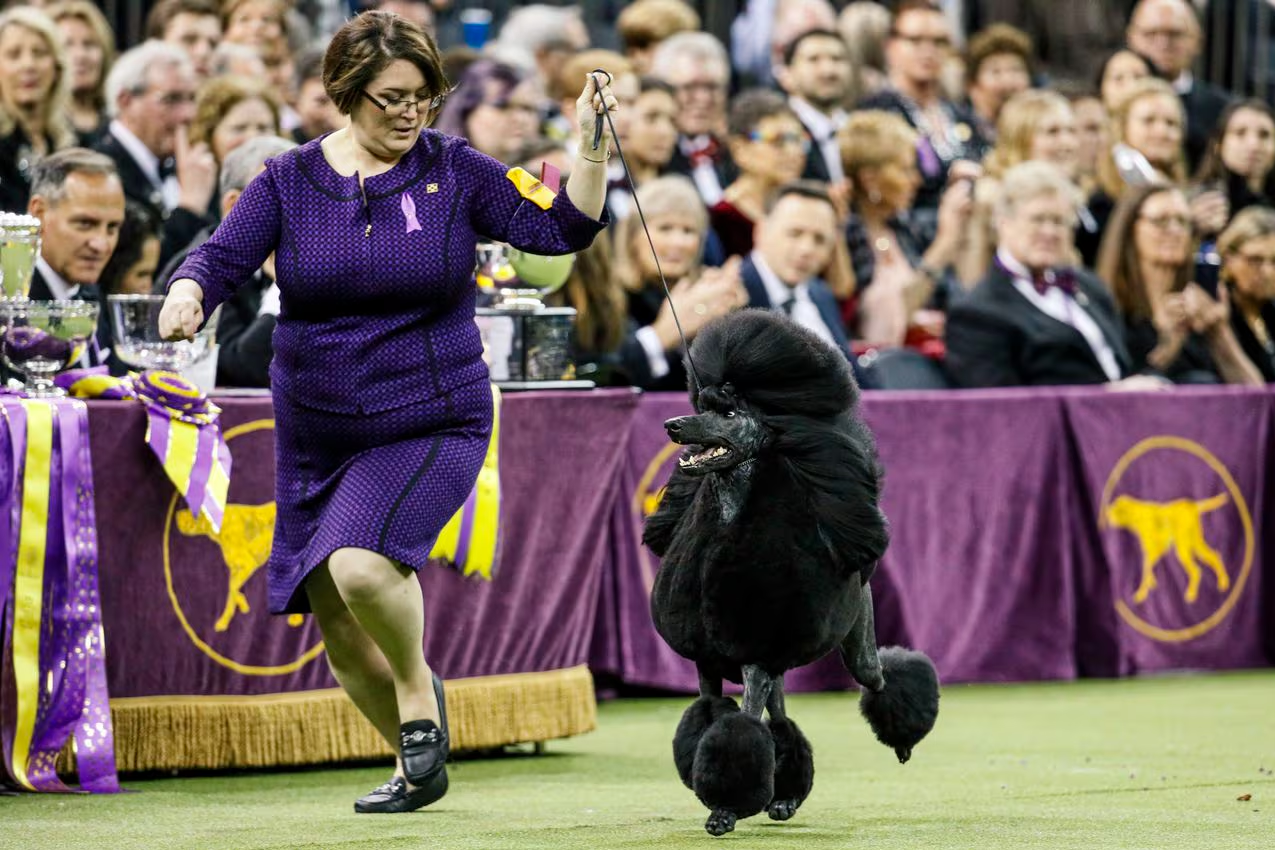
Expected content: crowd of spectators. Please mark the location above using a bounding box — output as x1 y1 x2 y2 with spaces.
3 0 1274 391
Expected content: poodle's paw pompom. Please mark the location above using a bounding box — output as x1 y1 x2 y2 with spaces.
673 696 739 790
705 808 737 836
858 646 940 764
692 713 775 820
767 716 813 820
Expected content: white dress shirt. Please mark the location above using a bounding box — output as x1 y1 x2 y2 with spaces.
109 119 180 212
788 97 848 184
997 248 1122 381
752 252 837 347
35 256 79 300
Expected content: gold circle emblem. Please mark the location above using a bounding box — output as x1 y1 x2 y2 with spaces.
632 441 682 592
163 419 325 675
1098 437 1253 643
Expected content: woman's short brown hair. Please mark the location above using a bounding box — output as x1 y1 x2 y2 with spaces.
838 109 918 192
965 23 1033 84
188 76 282 162
323 10 448 117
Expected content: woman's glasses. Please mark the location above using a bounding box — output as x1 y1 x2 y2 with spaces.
746 131 810 152
1138 213 1192 232
362 86 457 118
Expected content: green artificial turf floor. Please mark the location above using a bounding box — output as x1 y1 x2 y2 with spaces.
2 672 1271 850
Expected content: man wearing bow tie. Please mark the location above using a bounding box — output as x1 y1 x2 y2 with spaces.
946 161 1165 389
650 32 736 206
93 40 216 273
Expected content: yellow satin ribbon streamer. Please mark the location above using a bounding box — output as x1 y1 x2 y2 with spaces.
429 385 501 579
8 400 53 790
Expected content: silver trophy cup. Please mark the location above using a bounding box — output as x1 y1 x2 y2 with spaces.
0 299 100 397
0 213 41 301
108 293 218 373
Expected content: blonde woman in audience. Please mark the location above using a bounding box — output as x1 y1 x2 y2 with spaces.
188 76 282 219
840 109 976 347
1217 206 1275 381
1096 183 1262 384
48 0 112 142
613 174 747 390
0 6 74 212
957 90 1081 285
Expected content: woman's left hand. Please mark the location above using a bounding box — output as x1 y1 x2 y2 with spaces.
1182 281 1229 334
576 71 619 162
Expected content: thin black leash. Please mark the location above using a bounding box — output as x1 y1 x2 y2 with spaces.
589 70 703 392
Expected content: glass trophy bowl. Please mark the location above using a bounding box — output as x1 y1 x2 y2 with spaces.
0 299 99 397
475 241 575 311
108 293 217 373
0 213 42 300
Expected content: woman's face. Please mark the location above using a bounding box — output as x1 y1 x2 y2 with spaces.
1028 105 1080 178
56 16 102 95
736 112 808 186
0 24 57 112
212 96 277 163
1071 97 1108 178
623 89 679 169
224 0 283 48
1225 232 1275 302
1134 189 1193 269
465 78 540 163
1101 50 1150 111
350 59 431 160
866 148 921 213
1219 107 1275 184
973 53 1031 117
118 237 160 296
637 211 702 280
1124 94 1183 170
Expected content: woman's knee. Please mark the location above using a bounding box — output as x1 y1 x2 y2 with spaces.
327 548 400 605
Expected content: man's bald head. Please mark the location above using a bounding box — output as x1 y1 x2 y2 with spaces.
1127 0 1200 78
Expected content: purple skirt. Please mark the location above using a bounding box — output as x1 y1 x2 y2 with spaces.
266 376 493 614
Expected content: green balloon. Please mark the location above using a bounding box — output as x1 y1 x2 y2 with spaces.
507 248 575 294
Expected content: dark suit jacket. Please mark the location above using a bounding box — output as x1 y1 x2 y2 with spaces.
739 255 851 354
159 224 274 388
1180 79 1233 171
796 116 834 184
945 264 1134 388
93 128 211 272
665 135 738 202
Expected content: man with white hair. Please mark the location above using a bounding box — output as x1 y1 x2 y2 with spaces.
649 31 736 206
93 39 217 270
1126 0 1231 169
945 162 1159 389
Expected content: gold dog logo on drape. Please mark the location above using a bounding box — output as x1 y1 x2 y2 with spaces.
1099 437 1254 643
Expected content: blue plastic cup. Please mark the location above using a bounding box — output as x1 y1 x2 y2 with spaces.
460 9 492 50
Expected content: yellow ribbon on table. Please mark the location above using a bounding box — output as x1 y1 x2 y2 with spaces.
429 385 502 579
8 400 53 791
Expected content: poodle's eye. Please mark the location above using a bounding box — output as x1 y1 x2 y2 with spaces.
725 410 736 418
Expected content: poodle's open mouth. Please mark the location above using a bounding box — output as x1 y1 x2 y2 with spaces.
678 444 736 471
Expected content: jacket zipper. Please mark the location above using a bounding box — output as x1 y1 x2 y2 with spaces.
359 178 371 237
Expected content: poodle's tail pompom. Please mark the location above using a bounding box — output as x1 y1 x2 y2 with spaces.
858 646 939 764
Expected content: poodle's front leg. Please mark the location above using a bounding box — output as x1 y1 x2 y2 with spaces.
741 664 772 718
698 666 723 698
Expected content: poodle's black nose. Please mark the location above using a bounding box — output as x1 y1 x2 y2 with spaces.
664 416 688 437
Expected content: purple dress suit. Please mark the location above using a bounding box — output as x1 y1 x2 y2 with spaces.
171 132 606 613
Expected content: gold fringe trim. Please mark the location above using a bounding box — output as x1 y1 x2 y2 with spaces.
57 665 596 774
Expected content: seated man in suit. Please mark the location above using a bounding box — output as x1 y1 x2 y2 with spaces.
23 148 126 373
741 181 852 355
946 161 1166 389
157 136 297 388
95 40 215 272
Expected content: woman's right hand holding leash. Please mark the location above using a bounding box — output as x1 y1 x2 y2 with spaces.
159 278 205 341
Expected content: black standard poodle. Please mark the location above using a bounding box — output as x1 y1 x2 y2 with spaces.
642 310 941 836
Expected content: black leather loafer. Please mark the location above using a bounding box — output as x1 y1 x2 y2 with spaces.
353 774 448 814
400 673 449 786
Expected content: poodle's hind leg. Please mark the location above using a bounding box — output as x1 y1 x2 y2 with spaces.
766 675 814 822
740 664 772 717
838 579 884 692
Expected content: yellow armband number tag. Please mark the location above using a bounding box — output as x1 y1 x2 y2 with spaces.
506 167 556 211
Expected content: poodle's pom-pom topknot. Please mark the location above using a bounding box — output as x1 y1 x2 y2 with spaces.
858 647 940 764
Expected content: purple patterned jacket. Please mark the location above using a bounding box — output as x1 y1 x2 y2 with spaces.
171 132 605 413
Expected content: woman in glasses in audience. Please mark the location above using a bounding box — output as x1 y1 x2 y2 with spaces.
1217 206 1275 381
1096 183 1262 384
710 89 809 259
160 10 613 814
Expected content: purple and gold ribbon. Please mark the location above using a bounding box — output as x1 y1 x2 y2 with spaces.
0 397 118 793
430 385 501 579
